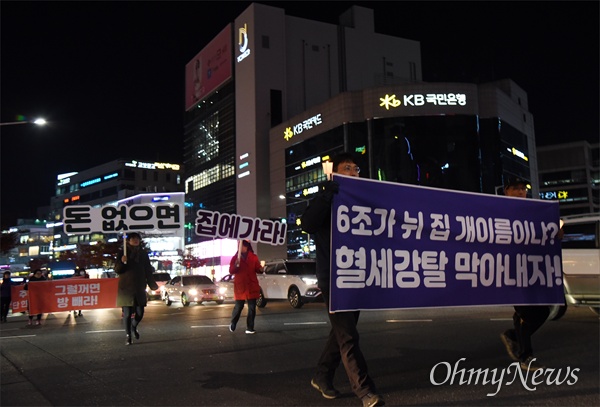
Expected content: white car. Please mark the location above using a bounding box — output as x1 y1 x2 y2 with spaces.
162 275 224 306
549 213 600 320
217 274 235 300
257 259 321 309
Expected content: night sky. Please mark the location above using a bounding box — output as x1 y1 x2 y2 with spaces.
1 1 598 229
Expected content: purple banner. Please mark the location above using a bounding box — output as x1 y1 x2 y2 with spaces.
330 176 563 312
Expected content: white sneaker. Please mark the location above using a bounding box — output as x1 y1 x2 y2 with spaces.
245 329 256 334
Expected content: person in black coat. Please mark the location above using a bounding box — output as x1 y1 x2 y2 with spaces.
114 232 158 345
1 271 13 323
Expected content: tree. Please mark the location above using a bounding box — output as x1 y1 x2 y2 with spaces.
179 248 207 273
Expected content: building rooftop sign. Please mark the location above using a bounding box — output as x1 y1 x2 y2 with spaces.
124 160 180 171
284 113 323 141
379 93 467 110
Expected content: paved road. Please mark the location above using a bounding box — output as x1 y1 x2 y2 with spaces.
1 300 598 406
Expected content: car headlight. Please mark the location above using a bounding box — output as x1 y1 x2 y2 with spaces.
302 277 318 285
219 286 227 295
189 288 198 295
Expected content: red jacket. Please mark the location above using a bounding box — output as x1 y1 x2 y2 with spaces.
229 251 262 300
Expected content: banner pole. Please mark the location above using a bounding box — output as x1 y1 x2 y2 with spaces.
123 233 127 264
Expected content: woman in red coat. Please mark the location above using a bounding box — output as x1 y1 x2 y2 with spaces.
228 240 262 334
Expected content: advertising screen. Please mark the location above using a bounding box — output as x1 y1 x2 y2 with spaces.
185 24 232 110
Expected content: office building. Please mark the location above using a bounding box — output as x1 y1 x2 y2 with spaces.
538 141 599 216
184 3 537 261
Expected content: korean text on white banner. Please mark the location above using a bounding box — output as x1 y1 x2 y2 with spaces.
330 175 563 312
195 209 287 246
62 204 183 234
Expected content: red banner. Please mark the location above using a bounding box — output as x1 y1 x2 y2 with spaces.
11 285 29 313
24 279 119 314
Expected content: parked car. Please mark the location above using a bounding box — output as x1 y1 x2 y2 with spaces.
257 259 321 309
549 213 600 320
162 275 225 306
217 274 235 300
146 272 171 300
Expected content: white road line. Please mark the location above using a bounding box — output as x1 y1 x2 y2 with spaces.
85 330 123 334
0 335 37 339
386 319 433 323
191 325 230 328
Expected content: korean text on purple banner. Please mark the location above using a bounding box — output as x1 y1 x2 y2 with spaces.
195 209 287 246
329 175 563 312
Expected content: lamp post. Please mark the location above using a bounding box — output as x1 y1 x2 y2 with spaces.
0 118 47 127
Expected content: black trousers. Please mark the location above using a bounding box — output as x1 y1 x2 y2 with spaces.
315 292 375 399
231 299 257 331
122 298 145 335
512 305 550 360
1 297 11 319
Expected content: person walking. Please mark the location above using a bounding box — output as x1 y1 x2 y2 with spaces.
114 232 158 345
499 176 550 372
1 271 13 323
228 240 262 335
25 269 47 326
302 152 384 407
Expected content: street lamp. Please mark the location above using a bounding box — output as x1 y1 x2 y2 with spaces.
0 118 47 126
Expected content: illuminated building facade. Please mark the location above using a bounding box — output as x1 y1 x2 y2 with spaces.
49 158 184 271
183 3 537 262
184 3 422 261
269 80 537 258
537 141 599 216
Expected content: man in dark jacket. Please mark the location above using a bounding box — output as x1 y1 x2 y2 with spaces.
500 176 550 372
25 269 47 326
302 152 384 407
115 232 158 345
1 271 13 323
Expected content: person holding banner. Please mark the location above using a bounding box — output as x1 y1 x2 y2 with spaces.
25 269 47 326
228 239 262 334
1 271 13 323
115 232 158 345
500 176 550 372
302 153 384 407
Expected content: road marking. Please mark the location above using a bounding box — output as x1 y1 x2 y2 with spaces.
0 335 37 339
191 325 229 328
284 322 328 325
85 330 123 334
386 319 433 323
